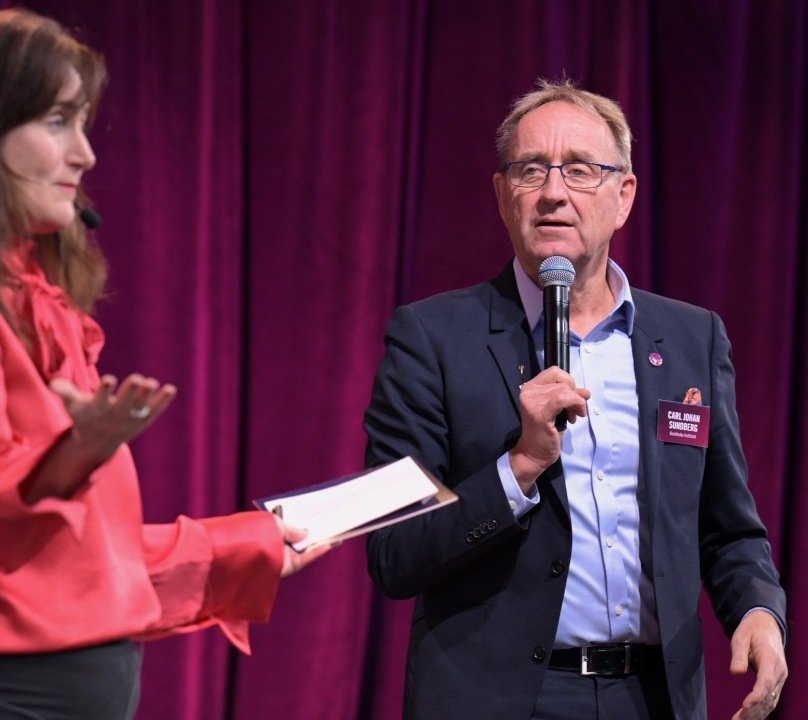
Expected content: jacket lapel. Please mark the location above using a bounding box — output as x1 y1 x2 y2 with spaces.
631 293 670 528
486 263 536 417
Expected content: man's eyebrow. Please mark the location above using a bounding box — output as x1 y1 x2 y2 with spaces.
565 150 598 162
511 150 599 163
513 152 547 162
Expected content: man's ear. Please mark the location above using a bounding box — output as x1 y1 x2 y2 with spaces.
493 171 509 224
614 172 637 231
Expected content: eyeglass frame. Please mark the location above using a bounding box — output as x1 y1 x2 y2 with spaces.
501 160 624 190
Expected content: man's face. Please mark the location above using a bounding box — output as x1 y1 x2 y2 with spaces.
492 101 636 283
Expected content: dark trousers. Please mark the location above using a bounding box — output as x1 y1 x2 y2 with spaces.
0 640 141 720
531 666 675 720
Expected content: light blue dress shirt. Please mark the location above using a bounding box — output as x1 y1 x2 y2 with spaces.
497 258 660 646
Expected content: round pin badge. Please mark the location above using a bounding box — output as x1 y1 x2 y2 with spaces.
648 352 663 367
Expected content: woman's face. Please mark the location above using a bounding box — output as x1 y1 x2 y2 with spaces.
0 67 96 234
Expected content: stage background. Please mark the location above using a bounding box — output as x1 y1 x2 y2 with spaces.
2 1 804 718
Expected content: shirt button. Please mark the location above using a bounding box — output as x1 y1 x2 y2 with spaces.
584 345 592 354
596 470 605 481
606 537 615 548
592 405 601 415
615 604 624 616
509 500 517 511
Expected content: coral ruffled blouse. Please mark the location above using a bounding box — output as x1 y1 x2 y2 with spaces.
0 242 283 654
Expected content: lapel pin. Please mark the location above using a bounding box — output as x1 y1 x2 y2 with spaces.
518 364 525 376
648 352 663 367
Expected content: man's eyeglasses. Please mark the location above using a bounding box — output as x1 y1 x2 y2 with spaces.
502 161 623 190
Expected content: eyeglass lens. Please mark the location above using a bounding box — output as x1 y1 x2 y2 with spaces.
508 162 604 189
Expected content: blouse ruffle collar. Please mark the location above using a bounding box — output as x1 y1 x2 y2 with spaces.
2 240 104 387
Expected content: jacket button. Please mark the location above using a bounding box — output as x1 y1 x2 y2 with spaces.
486 520 498 531
550 560 565 576
465 532 475 544
532 646 547 663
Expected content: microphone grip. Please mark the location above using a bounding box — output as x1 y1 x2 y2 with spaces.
543 284 570 431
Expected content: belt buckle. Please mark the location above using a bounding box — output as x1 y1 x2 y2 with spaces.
580 644 632 676
580 646 595 676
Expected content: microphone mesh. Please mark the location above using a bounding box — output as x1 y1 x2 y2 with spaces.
538 256 575 287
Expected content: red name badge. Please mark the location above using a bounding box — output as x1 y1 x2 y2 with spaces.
656 400 710 447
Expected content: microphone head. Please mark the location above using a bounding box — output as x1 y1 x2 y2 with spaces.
78 206 102 229
538 255 575 288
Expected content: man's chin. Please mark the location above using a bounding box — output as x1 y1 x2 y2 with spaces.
532 240 580 264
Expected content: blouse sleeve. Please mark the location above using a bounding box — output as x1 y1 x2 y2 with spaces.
0 245 107 536
140 511 285 653
0 332 87 535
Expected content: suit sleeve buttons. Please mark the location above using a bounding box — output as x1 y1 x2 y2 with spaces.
464 520 499 544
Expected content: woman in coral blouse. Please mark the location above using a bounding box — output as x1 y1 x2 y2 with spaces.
0 9 327 718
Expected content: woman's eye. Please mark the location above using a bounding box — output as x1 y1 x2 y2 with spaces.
44 115 68 129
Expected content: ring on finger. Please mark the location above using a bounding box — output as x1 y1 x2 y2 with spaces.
129 406 151 420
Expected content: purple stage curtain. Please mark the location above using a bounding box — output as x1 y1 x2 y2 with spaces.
3 1 805 718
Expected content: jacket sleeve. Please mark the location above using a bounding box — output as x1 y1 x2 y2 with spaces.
364 305 524 600
140 511 284 654
698 311 786 636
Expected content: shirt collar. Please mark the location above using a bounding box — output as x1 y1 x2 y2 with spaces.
513 256 635 336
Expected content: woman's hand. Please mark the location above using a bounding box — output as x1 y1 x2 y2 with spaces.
50 373 176 452
275 517 333 577
20 373 176 503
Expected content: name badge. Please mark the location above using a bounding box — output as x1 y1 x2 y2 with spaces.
657 400 710 447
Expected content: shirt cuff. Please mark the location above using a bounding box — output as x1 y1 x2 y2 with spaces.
742 606 787 645
496 452 539 517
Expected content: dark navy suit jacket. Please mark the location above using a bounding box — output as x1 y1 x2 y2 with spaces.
365 262 785 720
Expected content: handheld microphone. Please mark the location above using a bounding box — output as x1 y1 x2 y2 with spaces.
77 205 102 229
538 255 576 431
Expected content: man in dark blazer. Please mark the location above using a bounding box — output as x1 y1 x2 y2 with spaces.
364 79 787 720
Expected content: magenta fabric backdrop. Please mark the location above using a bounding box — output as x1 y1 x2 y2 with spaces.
2 1 805 718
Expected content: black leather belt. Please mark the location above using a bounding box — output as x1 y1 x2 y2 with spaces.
548 643 662 676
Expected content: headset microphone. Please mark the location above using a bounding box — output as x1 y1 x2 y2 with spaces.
77 205 102 229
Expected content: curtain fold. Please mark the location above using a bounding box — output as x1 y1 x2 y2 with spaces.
234 2 429 718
